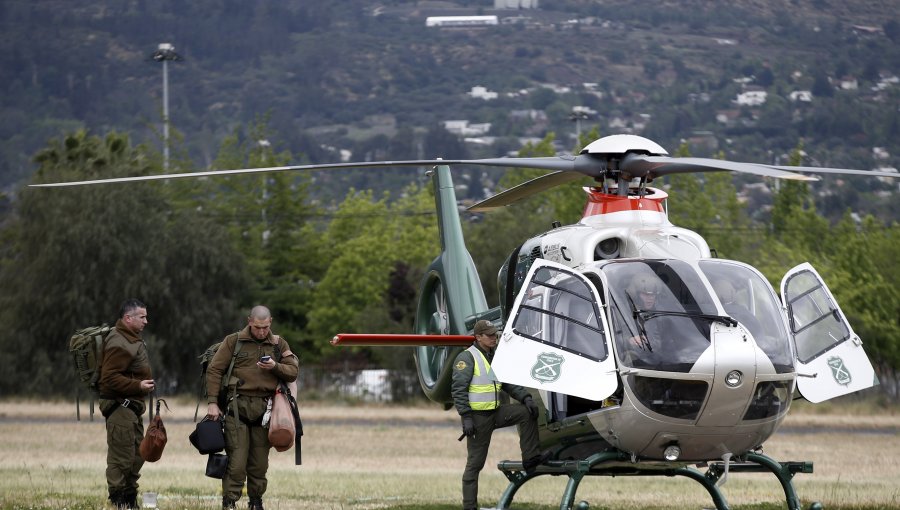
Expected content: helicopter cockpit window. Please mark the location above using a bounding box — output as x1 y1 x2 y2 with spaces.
604 260 717 372
783 270 851 363
510 265 608 362
700 260 793 373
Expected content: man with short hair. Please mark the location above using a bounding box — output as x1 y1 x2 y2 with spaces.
206 306 299 510
450 319 546 510
98 298 155 510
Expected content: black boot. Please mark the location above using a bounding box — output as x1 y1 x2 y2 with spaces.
108 491 123 509
248 496 264 510
523 450 553 475
121 490 138 510
222 496 237 510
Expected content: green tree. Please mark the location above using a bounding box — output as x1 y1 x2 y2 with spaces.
305 184 439 358
0 130 247 394
769 143 830 249
181 119 321 355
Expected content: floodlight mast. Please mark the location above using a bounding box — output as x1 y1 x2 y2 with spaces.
151 43 182 170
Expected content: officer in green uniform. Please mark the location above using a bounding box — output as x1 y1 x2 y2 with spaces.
451 319 546 510
98 299 154 510
206 306 299 510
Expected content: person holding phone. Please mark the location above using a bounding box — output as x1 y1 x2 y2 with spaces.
98 298 155 510
205 306 299 510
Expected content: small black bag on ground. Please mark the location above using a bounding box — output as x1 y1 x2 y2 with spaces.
205 453 228 479
189 417 225 454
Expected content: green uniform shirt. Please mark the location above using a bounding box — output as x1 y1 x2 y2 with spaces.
98 319 152 400
206 326 299 403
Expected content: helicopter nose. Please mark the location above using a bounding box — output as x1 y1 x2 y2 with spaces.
695 324 757 427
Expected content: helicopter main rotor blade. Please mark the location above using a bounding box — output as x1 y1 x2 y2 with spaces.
622 155 818 181
462 155 607 177
28 155 608 188
27 160 465 187
770 165 900 178
468 171 588 212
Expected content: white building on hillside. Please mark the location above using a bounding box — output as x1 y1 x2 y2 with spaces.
443 120 492 136
469 86 498 100
789 90 813 102
426 16 498 27
735 90 767 106
495 0 539 8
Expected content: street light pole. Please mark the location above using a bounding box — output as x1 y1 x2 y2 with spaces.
151 43 182 170
569 109 590 141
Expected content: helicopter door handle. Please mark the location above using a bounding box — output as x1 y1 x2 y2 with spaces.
797 372 817 378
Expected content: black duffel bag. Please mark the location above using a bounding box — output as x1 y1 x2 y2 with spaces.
189 417 225 454
206 453 228 479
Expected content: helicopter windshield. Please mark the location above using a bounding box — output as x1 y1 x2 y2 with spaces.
605 260 719 372
699 260 794 373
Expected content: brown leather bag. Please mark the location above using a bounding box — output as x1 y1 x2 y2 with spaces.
267 384 295 452
140 399 168 462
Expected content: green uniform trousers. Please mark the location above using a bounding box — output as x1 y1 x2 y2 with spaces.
462 403 540 510
105 405 145 499
223 395 271 502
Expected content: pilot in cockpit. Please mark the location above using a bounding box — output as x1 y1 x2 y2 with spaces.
626 274 667 349
712 279 763 338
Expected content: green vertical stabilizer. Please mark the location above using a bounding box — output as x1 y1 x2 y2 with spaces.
414 165 488 403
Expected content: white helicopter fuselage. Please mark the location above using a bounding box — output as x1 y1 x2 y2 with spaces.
492 186 875 463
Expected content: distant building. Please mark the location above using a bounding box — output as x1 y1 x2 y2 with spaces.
839 76 859 90
789 90 813 102
443 120 491 136
572 105 597 116
716 109 741 126
468 86 498 100
495 0 539 8
426 15 498 27
735 90 767 106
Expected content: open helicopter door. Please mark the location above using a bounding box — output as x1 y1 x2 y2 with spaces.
781 262 877 403
492 260 618 402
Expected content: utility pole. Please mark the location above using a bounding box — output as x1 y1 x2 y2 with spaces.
151 43 182 170
569 108 591 141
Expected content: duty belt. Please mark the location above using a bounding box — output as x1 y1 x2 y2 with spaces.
120 398 142 415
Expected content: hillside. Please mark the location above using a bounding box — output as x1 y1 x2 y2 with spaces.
1 0 899 217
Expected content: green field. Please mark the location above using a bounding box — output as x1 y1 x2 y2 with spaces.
0 399 897 510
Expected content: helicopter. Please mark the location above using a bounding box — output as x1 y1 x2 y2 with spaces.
34 134 897 510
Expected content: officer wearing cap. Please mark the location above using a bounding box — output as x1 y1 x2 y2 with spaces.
450 319 546 510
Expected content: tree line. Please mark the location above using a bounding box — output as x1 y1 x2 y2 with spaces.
0 126 897 403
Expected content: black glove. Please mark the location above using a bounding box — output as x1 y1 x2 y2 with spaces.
523 395 539 419
461 415 475 438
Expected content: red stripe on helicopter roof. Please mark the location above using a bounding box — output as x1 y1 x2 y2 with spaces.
331 333 474 347
582 187 667 218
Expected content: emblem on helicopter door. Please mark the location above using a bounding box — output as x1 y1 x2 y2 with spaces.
827 356 852 386
531 352 565 383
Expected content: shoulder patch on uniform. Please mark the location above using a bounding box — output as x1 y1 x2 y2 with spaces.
455 360 467 371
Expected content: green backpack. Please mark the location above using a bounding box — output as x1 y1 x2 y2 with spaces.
68 324 112 420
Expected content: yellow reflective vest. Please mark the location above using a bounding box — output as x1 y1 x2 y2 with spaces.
467 345 499 411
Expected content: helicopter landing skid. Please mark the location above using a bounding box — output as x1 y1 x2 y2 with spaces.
496 451 818 510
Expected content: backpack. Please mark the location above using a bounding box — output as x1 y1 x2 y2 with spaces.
194 340 235 421
69 324 112 420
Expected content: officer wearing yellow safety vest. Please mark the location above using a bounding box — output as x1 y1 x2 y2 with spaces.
450 320 548 510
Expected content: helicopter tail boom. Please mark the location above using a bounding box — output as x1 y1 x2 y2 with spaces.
331 333 474 347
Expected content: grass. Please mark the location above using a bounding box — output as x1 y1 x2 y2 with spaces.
0 398 898 510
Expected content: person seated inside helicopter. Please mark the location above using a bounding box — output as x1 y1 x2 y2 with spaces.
609 264 717 372
626 274 667 349
712 279 764 338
